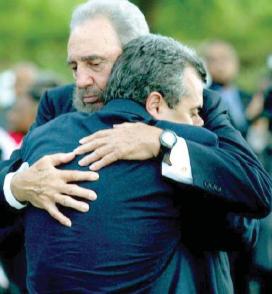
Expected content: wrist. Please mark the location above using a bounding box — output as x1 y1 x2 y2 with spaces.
152 127 163 157
4 169 28 209
158 129 178 164
10 171 28 204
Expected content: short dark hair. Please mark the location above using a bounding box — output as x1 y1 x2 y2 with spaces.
103 34 207 108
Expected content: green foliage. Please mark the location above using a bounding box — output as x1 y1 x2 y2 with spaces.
0 0 84 81
145 0 272 91
0 0 271 90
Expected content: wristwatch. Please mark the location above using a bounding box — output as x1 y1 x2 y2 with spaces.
159 129 177 165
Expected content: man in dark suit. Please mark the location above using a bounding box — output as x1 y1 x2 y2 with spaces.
1 0 270 228
201 40 251 137
0 1 269 291
19 33 257 293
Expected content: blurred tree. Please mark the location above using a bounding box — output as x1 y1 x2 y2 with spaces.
133 0 156 30
0 0 271 90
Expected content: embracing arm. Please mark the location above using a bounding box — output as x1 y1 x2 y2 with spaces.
74 90 271 217
183 89 272 217
1 84 100 226
1 84 73 192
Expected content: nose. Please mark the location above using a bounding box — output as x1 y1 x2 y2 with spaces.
194 115 204 127
196 116 204 127
75 65 94 89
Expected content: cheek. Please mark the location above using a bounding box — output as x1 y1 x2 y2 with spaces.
97 66 113 89
193 116 204 127
172 111 193 125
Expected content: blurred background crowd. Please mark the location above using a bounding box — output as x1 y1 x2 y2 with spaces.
0 0 271 293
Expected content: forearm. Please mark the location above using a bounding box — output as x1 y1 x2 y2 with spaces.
156 120 218 147
173 137 271 217
187 91 272 216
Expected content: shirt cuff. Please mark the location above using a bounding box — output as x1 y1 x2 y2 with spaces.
162 137 193 184
3 162 29 209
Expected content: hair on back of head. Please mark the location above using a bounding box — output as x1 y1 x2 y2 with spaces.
103 34 207 108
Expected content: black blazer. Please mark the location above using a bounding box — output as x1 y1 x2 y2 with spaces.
1 84 271 215
20 99 235 293
0 85 270 254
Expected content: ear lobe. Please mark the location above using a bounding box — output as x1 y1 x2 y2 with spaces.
146 92 164 119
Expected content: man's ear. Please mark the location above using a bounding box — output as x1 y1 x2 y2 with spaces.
146 91 168 119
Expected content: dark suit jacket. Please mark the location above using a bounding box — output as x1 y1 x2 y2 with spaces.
0 85 269 256
21 99 234 293
1 84 271 216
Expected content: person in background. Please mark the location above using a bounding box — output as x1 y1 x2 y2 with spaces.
248 76 272 294
13 63 38 99
201 40 251 136
0 128 17 161
7 73 62 147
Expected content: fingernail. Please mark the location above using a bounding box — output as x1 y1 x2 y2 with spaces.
81 204 89 212
66 220 72 227
79 138 86 144
92 173 99 180
89 192 97 200
89 163 96 170
78 159 86 166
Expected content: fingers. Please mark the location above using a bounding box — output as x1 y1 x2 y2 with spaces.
74 138 106 156
78 145 114 166
113 122 143 128
44 190 96 227
57 195 90 212
78 152 98 166
113 122 134 128
39 152 76 167
62 184 97 201
61 170 99 182
79 129 112 144
46 203 72 227
89 153 117 171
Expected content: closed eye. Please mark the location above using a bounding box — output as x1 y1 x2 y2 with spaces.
190 107 202 118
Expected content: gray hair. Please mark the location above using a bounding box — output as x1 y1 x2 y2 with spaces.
70 0 150 47
103 34 207 108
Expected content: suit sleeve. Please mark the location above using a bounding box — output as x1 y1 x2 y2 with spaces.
161 89 272 217
190 89 272 217
0 89 59 205
156 120 218 147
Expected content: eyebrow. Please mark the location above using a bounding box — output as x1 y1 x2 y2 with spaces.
67 55 106 65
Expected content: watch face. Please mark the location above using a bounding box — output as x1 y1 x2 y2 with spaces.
161 130 177 148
